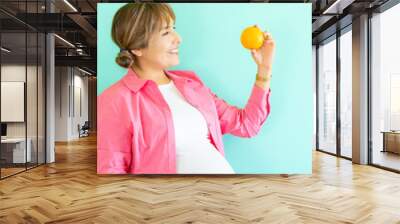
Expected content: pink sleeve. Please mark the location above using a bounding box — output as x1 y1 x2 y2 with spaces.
208 84 271 138
97 94 132 174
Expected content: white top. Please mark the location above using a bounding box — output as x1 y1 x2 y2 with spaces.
158 81 235 174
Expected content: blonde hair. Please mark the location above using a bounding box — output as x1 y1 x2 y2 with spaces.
111 3 176 69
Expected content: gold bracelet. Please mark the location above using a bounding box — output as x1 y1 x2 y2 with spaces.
256 73 271 82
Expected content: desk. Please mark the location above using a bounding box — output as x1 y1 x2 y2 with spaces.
381 131 400 154
1 138 31 163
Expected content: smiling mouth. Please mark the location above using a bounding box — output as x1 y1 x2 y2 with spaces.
169 48 179 54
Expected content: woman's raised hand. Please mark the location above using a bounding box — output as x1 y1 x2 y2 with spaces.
250 25 275 72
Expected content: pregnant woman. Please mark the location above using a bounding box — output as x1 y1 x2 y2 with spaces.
97 3 275 174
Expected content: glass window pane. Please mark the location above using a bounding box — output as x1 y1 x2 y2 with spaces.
1 30 27 177
0 0 46 179
371 3 400 171
38 32 45 165
340 29 352 158
27 31 38 169
318 37 337 154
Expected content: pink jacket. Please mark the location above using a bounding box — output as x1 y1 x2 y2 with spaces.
97 69 271 174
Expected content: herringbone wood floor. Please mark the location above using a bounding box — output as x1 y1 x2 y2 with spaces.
1 134 400 224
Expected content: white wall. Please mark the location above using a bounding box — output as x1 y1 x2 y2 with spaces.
1 65 25 132
55 66 69 141
1 65 27 141
1 64 45 164
1 65 41 137
55 67 89 141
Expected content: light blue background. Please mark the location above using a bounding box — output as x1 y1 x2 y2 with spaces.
98 3 312 174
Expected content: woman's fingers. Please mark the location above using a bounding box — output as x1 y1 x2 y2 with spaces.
264 32 272 40
263 32 275 46
253 25 272 40
250 48 260 56
250 49 261 64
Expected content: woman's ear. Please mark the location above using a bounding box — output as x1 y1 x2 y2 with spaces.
131 49 142 57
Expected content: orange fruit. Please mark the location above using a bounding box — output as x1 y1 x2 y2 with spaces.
240 26 264 50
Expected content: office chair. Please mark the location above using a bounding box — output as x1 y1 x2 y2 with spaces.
78 121 90 138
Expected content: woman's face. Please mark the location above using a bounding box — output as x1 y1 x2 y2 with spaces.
136 18 182 70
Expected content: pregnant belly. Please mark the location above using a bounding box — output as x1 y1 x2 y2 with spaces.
176 141 235 174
